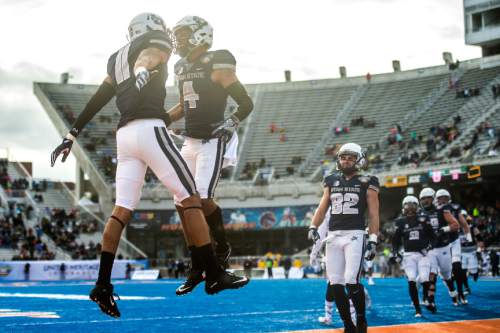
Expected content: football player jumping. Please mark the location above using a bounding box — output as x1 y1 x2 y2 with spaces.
165 16 254 295
50 13 248 318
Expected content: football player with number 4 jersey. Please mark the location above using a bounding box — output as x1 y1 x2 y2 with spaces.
165 16 254 295
308 143 380 333
50 13 248 318
392 196 435 317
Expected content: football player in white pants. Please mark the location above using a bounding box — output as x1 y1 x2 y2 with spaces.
460 209 479 294
310 209 371 326
435 189 471 304
419 188 459 311
392 196 435 317
308 143 380 333
167 16 254 295
50 13 248 317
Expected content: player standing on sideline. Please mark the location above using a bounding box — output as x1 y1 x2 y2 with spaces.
419 188 459 312
392 196 435 317
50 13 248 318
308 143 380 333
460 209 480 294
310 209 371 326
435 189 471 304
165 16 254 295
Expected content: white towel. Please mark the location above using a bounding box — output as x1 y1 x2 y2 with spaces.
223 132 239 168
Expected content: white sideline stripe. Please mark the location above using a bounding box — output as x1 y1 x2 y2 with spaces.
0 309 60 318
5 308 321 326
0 293 165 301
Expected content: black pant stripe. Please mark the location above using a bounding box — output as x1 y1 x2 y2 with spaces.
153 127 195 196
356 238 366 283
210 140 227 198
159 127 197 193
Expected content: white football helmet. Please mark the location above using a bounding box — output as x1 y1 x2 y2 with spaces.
419 187 435 199
336 143 366 172
435 189 451 199
402 195 419 215
402 195 419 206
128 13 168 41
173 15 213 54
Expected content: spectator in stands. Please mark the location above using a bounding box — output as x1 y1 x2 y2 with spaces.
269 122 277 133
366 72 372 83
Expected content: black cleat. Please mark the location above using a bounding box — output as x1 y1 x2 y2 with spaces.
89 284 120 318
357 318 368 333
176 269 205 296
205 271 249 295
464 287 471 295
343 321 357 333
459 294 468 305
426 302 437 314
216 244 231 269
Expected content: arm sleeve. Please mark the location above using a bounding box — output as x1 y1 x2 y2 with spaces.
144 30 173 53
212 49 236 71
368 176 380 192
226 81 253 122
392 221 402 251
69 81 115 137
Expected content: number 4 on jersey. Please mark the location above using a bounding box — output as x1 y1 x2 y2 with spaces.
183 81 199 109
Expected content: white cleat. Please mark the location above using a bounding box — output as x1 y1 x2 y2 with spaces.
318 316 333 326
368 277 375 285
415 312 422 318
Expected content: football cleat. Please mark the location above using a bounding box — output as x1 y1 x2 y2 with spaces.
426 302 437 314
464 287 471 295
368 277 375 285
176 269 205 296
318 316 333 326
357 318 368 333
459 294 468 305
89 284 121 318
415 311 422 318
205 271 249 295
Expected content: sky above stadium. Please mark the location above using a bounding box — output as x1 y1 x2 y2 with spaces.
0 0 480 182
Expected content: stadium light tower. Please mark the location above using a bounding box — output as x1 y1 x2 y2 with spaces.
464 0 500 56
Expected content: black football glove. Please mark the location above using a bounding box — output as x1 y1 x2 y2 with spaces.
390 252 403 264
51 138 74 167
308 226 320 244
364 241 377 261
211 116 239 143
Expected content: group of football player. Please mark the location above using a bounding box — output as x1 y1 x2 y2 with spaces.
51 13 253 317
391 187 479 317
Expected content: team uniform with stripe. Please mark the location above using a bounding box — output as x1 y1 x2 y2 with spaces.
107 30 196 210
392 213 434 283
322 172 379 285
448 203 463 263
423 204 454 279
173 50 236 200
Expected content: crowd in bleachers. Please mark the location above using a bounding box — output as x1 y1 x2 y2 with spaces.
0 202 55 260
40 207 100 259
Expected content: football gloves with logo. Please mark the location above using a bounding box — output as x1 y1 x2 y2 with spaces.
211 116 239 142
308 226 320 244
51 137 74 167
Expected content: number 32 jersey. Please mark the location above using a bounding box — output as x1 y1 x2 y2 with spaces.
323 172 380 231
174 50 236 139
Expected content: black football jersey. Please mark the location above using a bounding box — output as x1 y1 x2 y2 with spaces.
107 30 172 129
323 172 379 231
448 202 462 242
434 203 454 247
392 213 434 253
174 50 236 139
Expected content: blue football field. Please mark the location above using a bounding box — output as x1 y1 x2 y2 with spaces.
0 277 499 333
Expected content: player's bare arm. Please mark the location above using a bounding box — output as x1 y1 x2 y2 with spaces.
444 211 459 232
167 102 184 122
311 187 331 228
134 47 171 91
458 212 471 235
366 188 380 236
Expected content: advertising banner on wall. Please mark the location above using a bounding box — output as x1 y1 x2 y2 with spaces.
0 260 147 281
